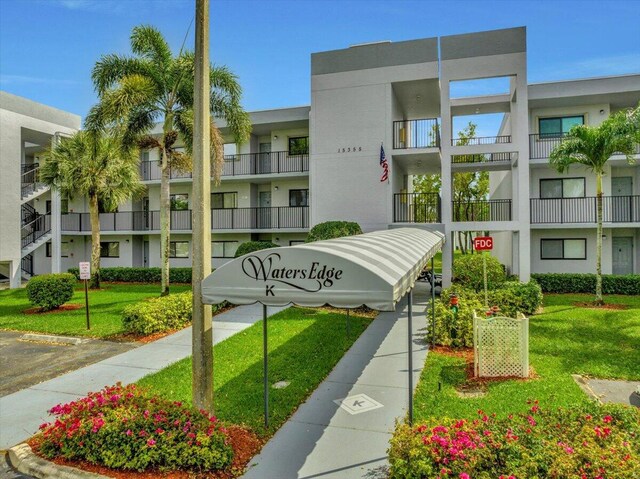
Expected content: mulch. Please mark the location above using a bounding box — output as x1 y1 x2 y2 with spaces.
573 301 628 310
28 426 263 479
23 304 83 315
433 346 538 384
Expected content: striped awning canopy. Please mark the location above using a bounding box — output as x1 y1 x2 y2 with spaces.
202 228 445 311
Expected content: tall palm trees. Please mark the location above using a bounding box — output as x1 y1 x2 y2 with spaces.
549 106 639 304
89 25 251 295
41 130 143 289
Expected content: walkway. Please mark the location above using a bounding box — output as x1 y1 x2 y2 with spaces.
242 282 432 479
0 304 287 450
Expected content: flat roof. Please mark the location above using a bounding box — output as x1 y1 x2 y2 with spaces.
0 91 81 129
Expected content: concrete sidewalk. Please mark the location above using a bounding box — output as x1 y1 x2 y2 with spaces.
242 283 432 479
0 304 287 450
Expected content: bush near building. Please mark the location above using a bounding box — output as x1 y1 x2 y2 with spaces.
532 273 640 295
452 253 506 291
34 383 258 474
305 220 362 243
68 267 193 283
26 273 76 311
234 241 278 258
388 402 640 479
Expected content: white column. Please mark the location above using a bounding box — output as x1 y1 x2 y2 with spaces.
440 76 454 287
50 134 62 273
9 259 21 288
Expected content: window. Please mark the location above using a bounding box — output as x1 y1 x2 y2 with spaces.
540 178 585 198
212 192 238 209
223 143 237 157
288 137 309 155
45 199 69 214
212 241 239 258
539 115 584 137
100 242 120 258
541 239 586 260
141 151 150 162
170 194 189 211
289 189 309 207
169 241 189 258
46 241 69 257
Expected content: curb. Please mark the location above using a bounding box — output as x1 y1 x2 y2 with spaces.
8 443 109 479
19 334 86 345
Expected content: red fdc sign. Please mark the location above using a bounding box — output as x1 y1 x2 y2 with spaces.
473 236 493 251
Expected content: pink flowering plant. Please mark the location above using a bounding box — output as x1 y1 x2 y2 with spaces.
388 401 639 479
35 383 235 472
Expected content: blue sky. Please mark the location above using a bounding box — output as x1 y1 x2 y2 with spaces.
1 0 639 129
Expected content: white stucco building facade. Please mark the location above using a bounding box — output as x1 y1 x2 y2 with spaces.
1 27 638 288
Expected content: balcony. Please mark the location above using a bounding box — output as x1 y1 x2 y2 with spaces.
393 118 440 149
61 207 309 232
529 133 640 159
452 199 512 222
452 152 514 164
139 151 309 181
530 196 640 224
393 193 441 223
451 135 511 147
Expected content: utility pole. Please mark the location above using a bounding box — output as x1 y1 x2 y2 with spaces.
192 0 213 413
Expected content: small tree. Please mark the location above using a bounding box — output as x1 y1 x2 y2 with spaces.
41 130 143 288
549 106 639 304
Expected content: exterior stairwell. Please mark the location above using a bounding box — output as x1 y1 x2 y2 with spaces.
21 212 51 257
21 164 49 203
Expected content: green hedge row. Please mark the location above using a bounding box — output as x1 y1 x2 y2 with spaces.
531 273 640 295
234 241 278 258
68 267 194 283
306 220 362 243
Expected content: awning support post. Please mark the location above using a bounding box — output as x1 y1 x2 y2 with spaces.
263 304 269 429
408 289 414 425
346 308 350 338
431 256 436 346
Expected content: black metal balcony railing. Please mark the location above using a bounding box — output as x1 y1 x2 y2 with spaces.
451 135 511 147
139 151 309 181
393 118 440 149
531 196 640 224
529 133 640 159
22 254 34 277
212 206 309 230
393 193 441 223
21 164 43 198
61 207 310 232
452 152 514 164
21 214 51 248
452 199 512 222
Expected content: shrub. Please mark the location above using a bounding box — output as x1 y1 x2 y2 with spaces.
488 280 543 316
68 267 193 283
122 292 193 335
453 253 506 291
532 273 640 295
388 402 640 479
305 220 362 243
234 241 278 258
26 273 76 311
36 383 240 473
428 287 483 347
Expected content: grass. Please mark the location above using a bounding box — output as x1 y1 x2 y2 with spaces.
138 307 371 437
0 283 190 338
414 293 640 421
432 250 464 274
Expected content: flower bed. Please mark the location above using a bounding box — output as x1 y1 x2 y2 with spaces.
388 402 639 479
31 384 260 476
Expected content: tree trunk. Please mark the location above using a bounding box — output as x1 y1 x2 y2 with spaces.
89 193 101 289
160 152 171 296
595 172 604 304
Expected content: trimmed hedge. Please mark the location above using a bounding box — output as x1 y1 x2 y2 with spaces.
122 292 193 334
305 220 362 243
488 280 543 316
532 273 640 295
26 273 76 311
69 267 193 283
453 253 506 292
234 241 278 258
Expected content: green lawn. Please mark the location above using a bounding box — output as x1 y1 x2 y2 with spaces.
414 293 640 421
138 307 371 436
0 283 190 338
432 250 464 274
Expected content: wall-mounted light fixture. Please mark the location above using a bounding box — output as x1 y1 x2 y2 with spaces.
275 237 280 242
126 239 130 243
600 109 605 115
274 186 279 191
602 234 607 240
273 135 278 140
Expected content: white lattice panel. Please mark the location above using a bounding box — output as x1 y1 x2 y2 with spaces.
474 314 529 378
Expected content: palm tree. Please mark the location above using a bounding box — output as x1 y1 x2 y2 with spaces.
89 25 251 295
41 130 143 289
549 107 639 304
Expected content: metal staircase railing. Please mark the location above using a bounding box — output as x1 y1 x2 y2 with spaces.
21 254 34 277
21 163 44 198
21 203 39 226
21 213 51 249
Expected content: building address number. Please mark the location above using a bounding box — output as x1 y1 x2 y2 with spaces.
337 146 363 153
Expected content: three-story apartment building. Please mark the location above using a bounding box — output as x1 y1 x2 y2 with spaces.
1 26 638 289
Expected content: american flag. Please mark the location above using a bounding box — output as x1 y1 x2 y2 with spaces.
380 144 389 183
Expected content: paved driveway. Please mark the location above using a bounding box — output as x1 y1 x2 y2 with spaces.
0 331 137 397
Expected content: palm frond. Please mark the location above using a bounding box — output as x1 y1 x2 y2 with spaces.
92 54 151 95
130 25 173 70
